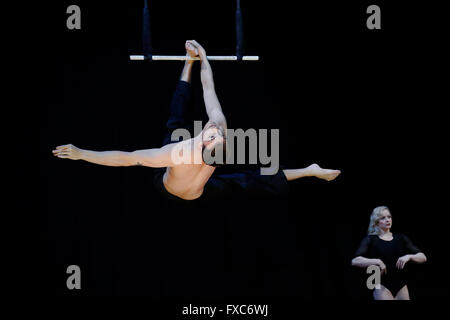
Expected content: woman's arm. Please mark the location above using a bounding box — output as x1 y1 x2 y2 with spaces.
409 252 427 263
352 256 386 272
351 236 386 273
396 252 427 269
396 234 427 269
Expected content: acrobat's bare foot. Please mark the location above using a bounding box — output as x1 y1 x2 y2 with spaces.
307 163 341 181
185 41 199 58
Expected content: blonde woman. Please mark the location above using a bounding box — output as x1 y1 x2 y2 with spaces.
351 206 427 300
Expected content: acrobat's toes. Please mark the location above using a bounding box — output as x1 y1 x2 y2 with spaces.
185 41 199 58
307 163 341 181
322 169 341 181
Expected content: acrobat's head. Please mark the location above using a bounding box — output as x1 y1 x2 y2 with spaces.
201 122 227 167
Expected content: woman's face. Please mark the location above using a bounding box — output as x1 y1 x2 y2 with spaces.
377 209 392 231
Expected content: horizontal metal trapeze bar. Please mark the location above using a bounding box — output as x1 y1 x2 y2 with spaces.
129 55 259 61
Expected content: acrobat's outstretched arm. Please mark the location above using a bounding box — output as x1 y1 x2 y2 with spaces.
52 143 178 168
187 40 227 130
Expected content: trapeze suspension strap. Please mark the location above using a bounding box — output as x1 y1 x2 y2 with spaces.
142 0 152 60
130 0 259 62
236 0 244 61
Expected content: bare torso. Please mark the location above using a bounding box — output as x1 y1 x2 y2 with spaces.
162 138 216 200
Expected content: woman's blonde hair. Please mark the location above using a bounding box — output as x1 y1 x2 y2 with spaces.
368 206 391 235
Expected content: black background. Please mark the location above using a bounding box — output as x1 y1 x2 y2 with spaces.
29 0 449 315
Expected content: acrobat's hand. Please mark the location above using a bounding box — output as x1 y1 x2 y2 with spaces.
186 40 206 60
396 255 411 270
52 144 81 160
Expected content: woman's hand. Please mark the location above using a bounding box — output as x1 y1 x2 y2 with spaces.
376 259 387 275
52 144 82 160
396 255 411 270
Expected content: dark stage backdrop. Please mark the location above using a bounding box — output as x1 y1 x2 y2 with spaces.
34 0 448 309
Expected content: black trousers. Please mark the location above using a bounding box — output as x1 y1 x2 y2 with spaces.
153 80 289 201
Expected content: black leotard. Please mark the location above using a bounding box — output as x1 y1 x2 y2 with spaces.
353 233 421 295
